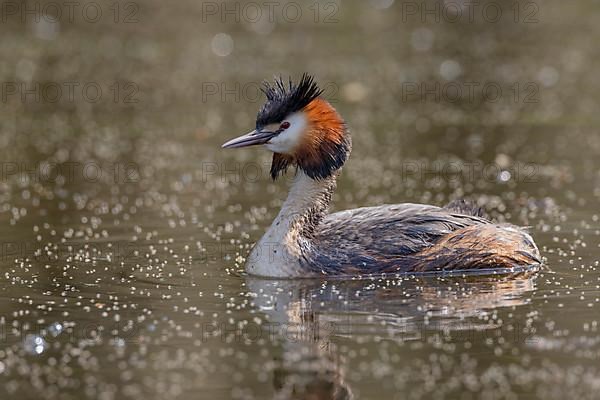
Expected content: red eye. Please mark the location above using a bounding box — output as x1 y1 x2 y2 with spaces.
281 121 290 129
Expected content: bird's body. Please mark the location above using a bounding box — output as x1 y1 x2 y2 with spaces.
223 75 541 278
244 170 540 277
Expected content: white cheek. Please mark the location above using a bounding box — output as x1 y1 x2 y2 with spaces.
265 113 307 154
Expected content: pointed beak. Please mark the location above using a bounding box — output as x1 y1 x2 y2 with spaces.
221 129 277 149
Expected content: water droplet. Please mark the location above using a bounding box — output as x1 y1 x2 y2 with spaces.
538 66 559 87
48 322 63 337
498 170 511 182
342 82 368 103
15 59 36 82
211 33 234 57
31 19 60 41
411 28 434 52
24 335 47 355
440 60 462 80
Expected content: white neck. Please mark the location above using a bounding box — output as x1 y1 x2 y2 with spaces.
245 170 336 277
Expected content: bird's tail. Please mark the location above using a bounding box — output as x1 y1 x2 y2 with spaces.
409 224 541 274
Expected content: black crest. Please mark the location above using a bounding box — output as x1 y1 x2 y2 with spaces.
256 74 323 128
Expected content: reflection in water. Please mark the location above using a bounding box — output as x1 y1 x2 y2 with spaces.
247 275 536 399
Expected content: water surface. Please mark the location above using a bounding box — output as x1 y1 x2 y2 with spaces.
1 1 599 399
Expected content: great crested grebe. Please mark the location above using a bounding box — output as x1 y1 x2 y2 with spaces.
222 74 541 278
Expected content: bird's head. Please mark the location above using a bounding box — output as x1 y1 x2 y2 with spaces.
222 74 351 180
